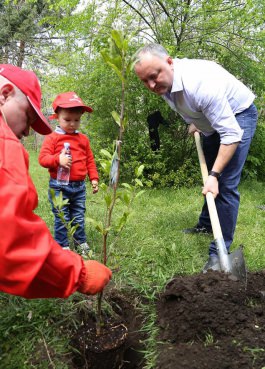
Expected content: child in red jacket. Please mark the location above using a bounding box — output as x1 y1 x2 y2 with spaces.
0 65 111 298
39 92 99 254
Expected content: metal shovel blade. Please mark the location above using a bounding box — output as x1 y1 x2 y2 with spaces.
206 245 246 281
228 245 247 281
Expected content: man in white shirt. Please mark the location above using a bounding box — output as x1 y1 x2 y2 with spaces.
134 43 258 271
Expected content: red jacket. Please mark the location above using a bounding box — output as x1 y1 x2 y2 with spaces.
38 130 99 181
0 115 86 298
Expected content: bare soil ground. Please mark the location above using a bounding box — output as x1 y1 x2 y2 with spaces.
156 270 265 369
69 270 265 369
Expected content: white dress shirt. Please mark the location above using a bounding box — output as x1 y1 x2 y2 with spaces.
163 58 255 144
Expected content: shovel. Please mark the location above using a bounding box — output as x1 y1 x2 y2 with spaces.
194 131 247 281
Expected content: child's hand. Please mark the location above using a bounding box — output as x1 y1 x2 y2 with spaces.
59 149 72 168
91 180 98 194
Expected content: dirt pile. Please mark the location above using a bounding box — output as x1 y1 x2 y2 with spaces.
156 271 265 369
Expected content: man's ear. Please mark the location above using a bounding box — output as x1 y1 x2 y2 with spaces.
167 56 173 65
0 84 15 105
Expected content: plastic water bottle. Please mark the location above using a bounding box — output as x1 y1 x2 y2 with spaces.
57 142 71 185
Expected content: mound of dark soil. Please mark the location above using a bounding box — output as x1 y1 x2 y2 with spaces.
156 270 265 369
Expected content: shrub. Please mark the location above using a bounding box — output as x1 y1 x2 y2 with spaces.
243 120 265 181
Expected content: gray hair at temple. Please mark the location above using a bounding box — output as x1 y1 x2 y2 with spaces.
134 43 169 64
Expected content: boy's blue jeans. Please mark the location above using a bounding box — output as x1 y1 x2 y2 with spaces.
198 103 258 256
48 178 87 248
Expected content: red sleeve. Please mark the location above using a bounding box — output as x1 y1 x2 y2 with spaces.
85 137 99 181
0 131 85 298
38 134 60 169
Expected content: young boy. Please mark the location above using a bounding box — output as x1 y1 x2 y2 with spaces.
0 64 111 299
39 92 99 254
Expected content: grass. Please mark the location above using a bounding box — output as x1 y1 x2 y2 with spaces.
1 149 265 368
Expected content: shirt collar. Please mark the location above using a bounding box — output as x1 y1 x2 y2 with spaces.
170 58 183 93
55 126 79 134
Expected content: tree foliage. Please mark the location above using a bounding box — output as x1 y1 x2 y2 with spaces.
4 0 265 185
1 0 50 66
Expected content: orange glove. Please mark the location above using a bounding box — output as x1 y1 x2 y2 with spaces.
78 260 112 295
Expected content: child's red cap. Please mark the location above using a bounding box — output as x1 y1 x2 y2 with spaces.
0 64 52 135
49 91 93 120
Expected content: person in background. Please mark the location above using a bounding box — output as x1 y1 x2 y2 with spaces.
134 43 258 271
147 111 163 151
0 64 111 298
39 92 99 255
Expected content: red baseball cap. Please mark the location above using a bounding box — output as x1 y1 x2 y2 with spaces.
49 91 93 120
0 64 52 135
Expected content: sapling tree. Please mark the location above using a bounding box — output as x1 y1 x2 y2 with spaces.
50 29 144 335
87 29 144 334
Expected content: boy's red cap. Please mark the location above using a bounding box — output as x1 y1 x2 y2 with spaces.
49 91 93 119
0 64 52 135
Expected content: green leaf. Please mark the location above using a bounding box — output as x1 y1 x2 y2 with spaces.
122 115 128 129
106 62 125 82
100 50 111 64
135 178 143 187
69 224 79 236
86 217 105 235
99 160 111 174
135 164 145 177
101 50 123 72
50 190 69 210
121 183 132 190
122 38 129 52
111 111 121 126
135 190 145 198
120 192 131 206
111 29 123 50
100 149 112 159
100 183 108 191
115 210 130 232
112 55 123 69
104 193 113 207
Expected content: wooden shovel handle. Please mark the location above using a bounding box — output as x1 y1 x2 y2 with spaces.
194 131 223 239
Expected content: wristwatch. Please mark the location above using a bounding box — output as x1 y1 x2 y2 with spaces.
209 170 220 179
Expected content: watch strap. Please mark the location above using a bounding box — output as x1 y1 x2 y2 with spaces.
209 170 220 179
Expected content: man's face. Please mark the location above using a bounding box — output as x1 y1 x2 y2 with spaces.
0 87 37 139
135 53 174 95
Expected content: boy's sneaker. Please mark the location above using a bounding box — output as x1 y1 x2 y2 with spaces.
79 242 90 255
183 224 213 235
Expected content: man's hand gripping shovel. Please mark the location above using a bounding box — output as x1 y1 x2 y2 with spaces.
194 131 247 281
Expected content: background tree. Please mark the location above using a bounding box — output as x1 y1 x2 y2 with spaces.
10 0 265 185
1 0 52 66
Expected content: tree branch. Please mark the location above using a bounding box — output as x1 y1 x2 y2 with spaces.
121 0 157 37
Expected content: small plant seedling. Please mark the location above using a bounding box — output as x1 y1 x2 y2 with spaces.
203 331 215 347
89 29 144 335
